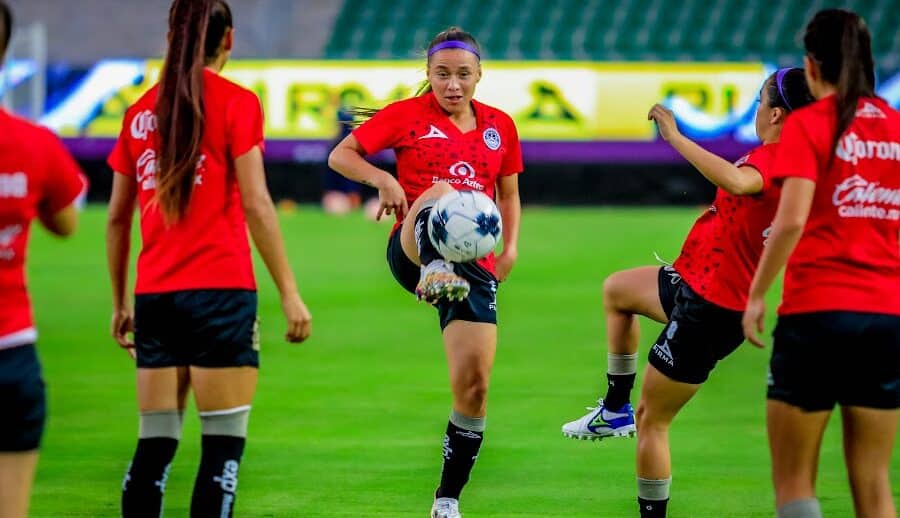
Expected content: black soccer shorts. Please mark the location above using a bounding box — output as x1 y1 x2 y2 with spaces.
387 227 498 330
134 289 260 368
769 311 900 411
0 344 46 451
657 265 682 319
648 280 745 384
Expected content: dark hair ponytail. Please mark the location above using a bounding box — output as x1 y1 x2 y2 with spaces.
0 1 12 63
155 0 232 222
803 9 875 156
764 68 814 113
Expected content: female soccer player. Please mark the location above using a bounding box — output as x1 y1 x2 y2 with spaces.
743 9 898 518
328 27 522 518
106 1 311 516
562 70 813 516
0 3 87 516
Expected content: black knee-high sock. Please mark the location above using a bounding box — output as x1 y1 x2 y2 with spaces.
638 497 669 517
414 205 441 265
436 420 484 500
122 438 179 518
604 372 636 410
190 435 246 518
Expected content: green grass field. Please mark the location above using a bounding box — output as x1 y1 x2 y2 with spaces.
23 206 897 517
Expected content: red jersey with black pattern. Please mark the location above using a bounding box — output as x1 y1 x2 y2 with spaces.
108 69 264 294
353 92 523 274
0 108 88 349
673 144 779 311
771 96 900 316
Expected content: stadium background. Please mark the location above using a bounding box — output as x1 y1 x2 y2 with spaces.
2 0 898 516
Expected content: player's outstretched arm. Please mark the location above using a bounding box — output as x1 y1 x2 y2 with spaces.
106 172 137 353
328 134 407 220
234 146 312 344
648 104 763 195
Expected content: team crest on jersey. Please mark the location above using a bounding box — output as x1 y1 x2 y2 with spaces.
483 128 501 150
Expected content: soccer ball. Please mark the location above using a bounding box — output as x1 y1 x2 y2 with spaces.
427 190 502 263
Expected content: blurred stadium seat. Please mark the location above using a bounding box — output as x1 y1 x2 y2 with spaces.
325 0 898 73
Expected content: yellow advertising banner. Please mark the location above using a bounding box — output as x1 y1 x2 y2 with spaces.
78 60 768 141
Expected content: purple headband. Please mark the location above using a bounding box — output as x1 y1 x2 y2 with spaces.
427 40 481 60
775 68 795 111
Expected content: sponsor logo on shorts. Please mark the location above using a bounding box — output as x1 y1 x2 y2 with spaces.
488 280 498 311
251 317 260 352
652 320 677 366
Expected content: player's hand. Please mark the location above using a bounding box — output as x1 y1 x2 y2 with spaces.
110 307 136 359
648 103 681 142
742 296 767 348
281 292 312 343
495 246 518 282
374 173 408 221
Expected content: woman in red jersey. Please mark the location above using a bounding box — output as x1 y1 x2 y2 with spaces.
328 27 522 518
743 9 899 518
0 3 87 517
106 1 312 516
562 70 813 516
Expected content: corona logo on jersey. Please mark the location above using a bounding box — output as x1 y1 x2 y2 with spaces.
0 172 27 198
135 150 207 192
832 174 900 221
0 224 22 261
130 110 157 141
835 132 900 166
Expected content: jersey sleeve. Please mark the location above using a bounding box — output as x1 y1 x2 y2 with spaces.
352 101 406 155
40 131 88 213
107 110 135 176
772 115 820 183
228 90 265 160
741 144 777 190
499 115 524 176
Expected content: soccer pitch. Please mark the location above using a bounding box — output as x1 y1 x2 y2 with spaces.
24 206 894 517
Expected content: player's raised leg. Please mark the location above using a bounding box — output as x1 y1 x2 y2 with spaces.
432 320 496 518
399 181 470 304
563 266 667 440
634 365 700 517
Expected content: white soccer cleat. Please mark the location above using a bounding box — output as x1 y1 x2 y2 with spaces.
431 497 462 518
562 399 636 441
416 260 470 304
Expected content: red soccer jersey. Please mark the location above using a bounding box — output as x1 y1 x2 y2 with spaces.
353 92 523 274
772 96 900 316
673 144 779 311
0 109 87 349
108 69 264 294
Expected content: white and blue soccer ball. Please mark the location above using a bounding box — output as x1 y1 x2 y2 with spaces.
428 190 502 263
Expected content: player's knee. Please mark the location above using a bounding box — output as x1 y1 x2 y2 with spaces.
457 376 490 409
602 273 628 310
635 400 667 432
